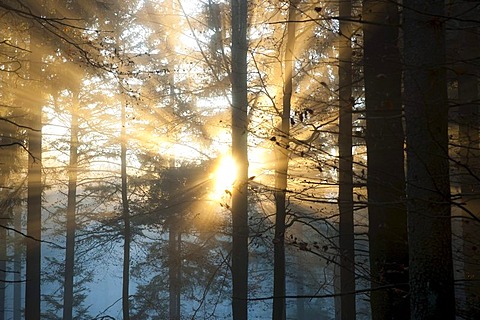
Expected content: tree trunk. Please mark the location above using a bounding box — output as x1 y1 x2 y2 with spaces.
26 83 42 320
26 24 43 320
169 223 181 320
403 1 455 318
363 1 409 319
0 221 5 320
62 86 80 320
295 224 305 320
121 101 131 320
272 2 298 319
230 0 249 317
338 0 355 319
456 3 480 316
13 206 22 320
334 255 342 320
458 69 480 320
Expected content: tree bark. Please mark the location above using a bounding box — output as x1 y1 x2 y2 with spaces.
363 1 409 319
295 224 305 320
338 0 355 319
456 3 480 316
272 2 298 319
403 0 455 318
230 0 249 318
62 85 80 320
13 206 22 320
458 70 480 320
26 23 43 320
169 223 181 320
0 220 5 320
121 101 131 320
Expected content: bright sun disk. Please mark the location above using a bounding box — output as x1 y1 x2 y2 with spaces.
213 155 237 200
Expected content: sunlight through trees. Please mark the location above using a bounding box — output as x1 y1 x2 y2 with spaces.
0 0 479 319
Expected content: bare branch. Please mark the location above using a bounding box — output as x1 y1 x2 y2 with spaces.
0 224 65 249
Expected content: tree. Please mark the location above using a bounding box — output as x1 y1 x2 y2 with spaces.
230 0 249 317
363 0 409 318
26 19 44 320
128 157 225 318
0 26 28 320
272 1 299 319
452 1 480 317
62 78 81 320
0 153 6 320
0 14 30 315
13 205 23 320
403 0 455 318
338 0 356 318
120 87 132 320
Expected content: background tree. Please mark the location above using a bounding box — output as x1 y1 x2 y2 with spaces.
62 76 81 320
26 17 45 320
0 13 29 319
272 1 299 319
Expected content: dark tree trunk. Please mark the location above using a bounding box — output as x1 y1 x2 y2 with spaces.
272 2 298 319
295 224 305 320
169 224 181 320
0 221 5 320
62 86 80 320
121 101 131 320
26 25 43 320
403 0 455 319
363 1 409 319
230 0 249 317
458 71 480 320
26 82 42 320
456 3 480 316
459 85 480 318
13 207 22 320
338 0 355 319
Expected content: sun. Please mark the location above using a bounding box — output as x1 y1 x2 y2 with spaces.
212 155 237 201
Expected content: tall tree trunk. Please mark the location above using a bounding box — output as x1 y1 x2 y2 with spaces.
334 255 342 320
0 219 5 320
26 24 43 320
456 2 480 316
338 0 355 319
295 224 305 320
169 223 181 320
62 88 80 320
403 0 455 318
273 1 298 319
458 70 480 320
230 0 249 317
121 101 131 320
13 206 22 320
363 1 409 319
0 183 8 320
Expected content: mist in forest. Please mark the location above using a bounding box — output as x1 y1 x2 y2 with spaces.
0 0 478 319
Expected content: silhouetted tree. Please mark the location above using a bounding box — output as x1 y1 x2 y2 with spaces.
404 0 455 318
338 0 356 318
363 0 409 318
230 0 249 317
